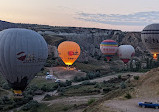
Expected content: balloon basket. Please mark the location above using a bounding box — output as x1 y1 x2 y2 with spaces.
13 90 23 99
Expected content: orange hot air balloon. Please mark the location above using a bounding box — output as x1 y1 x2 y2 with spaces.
58 41 80 66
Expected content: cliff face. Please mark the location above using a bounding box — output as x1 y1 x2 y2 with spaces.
0 20 149 62
44 31 148 62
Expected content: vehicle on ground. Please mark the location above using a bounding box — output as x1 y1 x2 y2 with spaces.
55 79 61 83
46 75 56 80
138 102 159 109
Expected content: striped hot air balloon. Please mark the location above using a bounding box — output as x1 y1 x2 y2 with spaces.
100 39 118 61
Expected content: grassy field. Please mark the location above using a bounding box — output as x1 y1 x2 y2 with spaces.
63 85 100 96
0 88 8 97
0 74 8 97
16 103 76 112
29 77 57 89
36 68 49 76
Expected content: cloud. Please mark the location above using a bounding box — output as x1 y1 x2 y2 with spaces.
76 11 159 26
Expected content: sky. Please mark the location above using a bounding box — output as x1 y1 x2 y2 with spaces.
1 0 159 31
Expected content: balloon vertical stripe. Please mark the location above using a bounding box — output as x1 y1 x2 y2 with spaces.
0 28 48 92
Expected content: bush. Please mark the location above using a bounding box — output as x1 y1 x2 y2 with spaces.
22 100 39 111
1 96 13 105
104 58 107 62
41 85 48 92
95 71 101 77
0 94 33 111
83 61 88 64
73 71 101 82
43 94 52 100
58 82 67 87
2 83 11 90
57 87 65 92
120 82 126 89
0 99 4 105
23 95 33 104
103 88 111 93
62 107 69 111
118 75 121 79
94 83 101 88
88 98 96 105
88 72 96 79
81 81 96 85
133 76 139 80
73 76 78 82
65 80 72 86
44 63 51 67
125 93 132 99
103 80 107 84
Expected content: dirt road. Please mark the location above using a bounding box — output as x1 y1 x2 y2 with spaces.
33 90 57 102
73 72 144 85
103 98 159 112
43 94 103 106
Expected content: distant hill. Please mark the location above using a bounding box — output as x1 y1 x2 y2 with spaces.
0 20 17 30
0 20 41 31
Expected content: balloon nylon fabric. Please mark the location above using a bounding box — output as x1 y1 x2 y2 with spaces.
118 45 135 64
141 23 159 55
58 41 80 66
0 28 48 91
100 40 118 57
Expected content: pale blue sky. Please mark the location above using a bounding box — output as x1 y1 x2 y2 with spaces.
0 0 159 31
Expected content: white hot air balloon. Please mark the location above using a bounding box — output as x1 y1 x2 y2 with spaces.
0 28 48 95
118 45 135 64
141 23 159 60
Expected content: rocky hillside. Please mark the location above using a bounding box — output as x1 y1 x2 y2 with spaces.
38 27 149 63
0 20 150 63
82 67 159 112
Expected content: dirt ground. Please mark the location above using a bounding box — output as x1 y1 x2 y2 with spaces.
94 68 159 112
34 92 103 112
46 67 86 82
33 90 57 102
37 67 157 112
102 98 159 112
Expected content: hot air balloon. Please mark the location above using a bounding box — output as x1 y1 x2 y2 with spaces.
118 45 135 64
58 41 80 66
0 28 48 95
100 39 118 61
141 23 159 60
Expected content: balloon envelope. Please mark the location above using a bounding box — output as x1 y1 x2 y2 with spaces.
118 45 135 64
100 39 118 61
58 41 80 65
141 23 159 60
0 28 48 92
